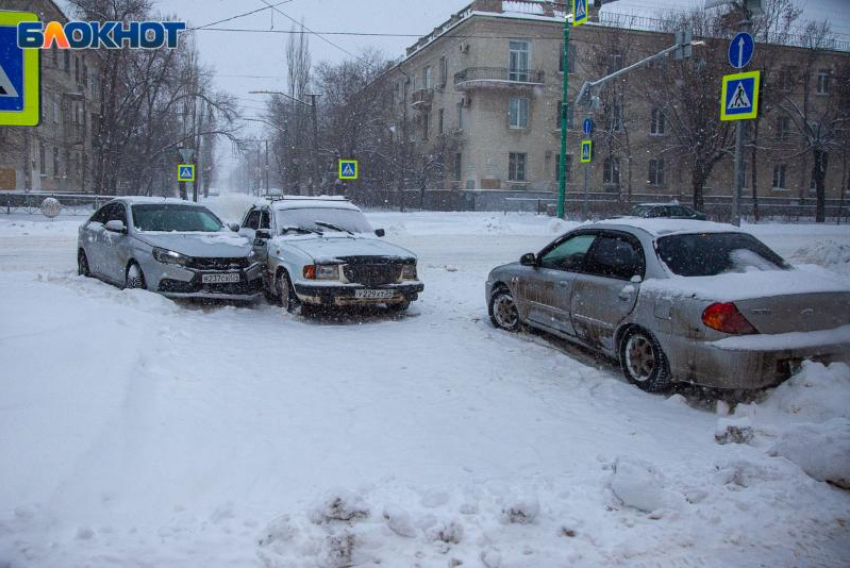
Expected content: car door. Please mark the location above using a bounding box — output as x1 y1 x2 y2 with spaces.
99 202 130 283
82 204 112 276
252 207 272 264
569 232 645 352
518 232 597 335
240 207 261 242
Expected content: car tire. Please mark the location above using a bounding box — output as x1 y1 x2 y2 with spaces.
275 269 300 313
125 262 147 290
489 287 521 332
620 328 672 393
78 249 90 277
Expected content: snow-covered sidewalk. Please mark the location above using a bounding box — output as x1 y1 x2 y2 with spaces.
1 210 849 567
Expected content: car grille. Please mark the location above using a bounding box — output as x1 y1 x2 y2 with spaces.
343 263 402 286
187 257 250 270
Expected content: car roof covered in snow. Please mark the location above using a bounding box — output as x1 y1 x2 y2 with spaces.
268 196 361 212
111 197 206 207
589 218 745 238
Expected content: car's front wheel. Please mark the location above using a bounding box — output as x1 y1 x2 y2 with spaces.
78 249 90 277
275 269 304 314
125 262 147 290
489 288 521 332
620 328 671 393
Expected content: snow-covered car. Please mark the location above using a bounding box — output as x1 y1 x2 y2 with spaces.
240 197 423 313
78 197 263 301
627 202 708 220
485 218 850 392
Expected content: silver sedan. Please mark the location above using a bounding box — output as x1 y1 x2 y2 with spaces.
485 219 850 392
77 197 263 301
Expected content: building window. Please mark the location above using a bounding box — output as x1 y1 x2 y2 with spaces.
607 51 623 74
75 57 80 84
82 63 89 88
438 108 445 135
817 69 831 95
457 103 464 131
772 164 787 190
422 112 430 140
53 148 60 178
64 50 70 74
777 116 791 141
559 44 578 73
39 143 46 175
439 57 448 88
650 107 666 135
555 153 572 183
52 46 58 67
557 101 574 129
454 152 462 182
509 152 527 182
603 156 621 185
509 40 530 82
778 66 796 92
648 158 665 186
606 103 623 132
53 98 59 123
423 66 432 89
509 97 529 129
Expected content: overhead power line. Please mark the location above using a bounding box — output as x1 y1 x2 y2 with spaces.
189 0 296 32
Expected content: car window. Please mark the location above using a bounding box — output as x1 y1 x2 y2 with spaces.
132 204 223 232
657 233 787 277
260 209 270 230
584 234 644 280
90 204 111 224
539 233 596 271
646 206 667 218
243 209 261 230
105 203 127 224
668 205 690 217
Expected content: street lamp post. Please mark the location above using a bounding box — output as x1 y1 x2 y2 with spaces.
249 90 321 196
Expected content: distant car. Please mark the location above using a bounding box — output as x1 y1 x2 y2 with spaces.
485 219 850 392
241 196 424 314
628 203 707 220
78 197 263 301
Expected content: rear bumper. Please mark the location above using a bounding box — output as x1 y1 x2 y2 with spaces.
294 282 424 307
665 326 850 389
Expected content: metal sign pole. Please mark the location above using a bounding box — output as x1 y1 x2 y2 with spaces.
557 16 571 219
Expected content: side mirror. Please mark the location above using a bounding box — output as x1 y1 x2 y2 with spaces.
375 228 386 237
520 253 537 267
228 223 240 232
105 220 127 234
630 275 643 284
255 229 272 240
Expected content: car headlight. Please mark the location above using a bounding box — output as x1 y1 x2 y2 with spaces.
303 264 340 281
153 247 190 266
401 263 418 281
246 249 258 263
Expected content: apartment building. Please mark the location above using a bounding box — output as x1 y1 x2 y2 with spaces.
373 0 848 204
0 0 99 192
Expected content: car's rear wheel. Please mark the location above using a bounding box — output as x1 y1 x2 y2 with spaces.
125 262 147 290
620 328 671 393
489 288 521 332
78 249 90 277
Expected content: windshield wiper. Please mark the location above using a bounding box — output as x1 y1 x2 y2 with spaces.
280 226 322 236
314 220 353 235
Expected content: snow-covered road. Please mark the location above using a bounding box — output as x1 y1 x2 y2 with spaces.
1 209 849 567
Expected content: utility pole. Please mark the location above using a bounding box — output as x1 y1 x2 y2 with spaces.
557 14 571 219
265 139 270 195
731 12 753 227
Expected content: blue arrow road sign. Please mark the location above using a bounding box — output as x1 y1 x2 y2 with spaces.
582 118 593 135
728 32 755 69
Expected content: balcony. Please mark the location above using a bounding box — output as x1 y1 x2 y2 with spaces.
454 67 545 91
411 88 434 109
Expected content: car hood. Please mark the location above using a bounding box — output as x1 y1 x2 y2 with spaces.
271 234 416 263
135 231 253 258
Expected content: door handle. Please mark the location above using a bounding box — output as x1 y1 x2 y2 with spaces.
558 281 569 288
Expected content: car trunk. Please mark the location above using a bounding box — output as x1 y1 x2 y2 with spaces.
736 292 850 334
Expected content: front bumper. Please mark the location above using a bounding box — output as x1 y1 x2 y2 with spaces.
294 281 424 307
155 262 264 301
665 326 850 389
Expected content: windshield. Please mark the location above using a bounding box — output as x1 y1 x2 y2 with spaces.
630 205 653 216
657 233 787 277
131 204 224 233
274 207 373 234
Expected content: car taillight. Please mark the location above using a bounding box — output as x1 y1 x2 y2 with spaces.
702 302 758 335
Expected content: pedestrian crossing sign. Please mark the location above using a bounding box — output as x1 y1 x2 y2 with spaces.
177 164 195 182
0 11 40 127
339 159 358 180
573 0 589 27
580 140 592 163
721 71 760 122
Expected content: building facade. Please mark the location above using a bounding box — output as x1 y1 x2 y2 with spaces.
0 0 99 192
371 0 849 209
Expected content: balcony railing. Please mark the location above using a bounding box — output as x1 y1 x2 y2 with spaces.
454 67 545 90
411 88 434 108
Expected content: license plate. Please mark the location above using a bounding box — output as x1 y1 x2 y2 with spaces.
202 273 241 284
355 289 395 300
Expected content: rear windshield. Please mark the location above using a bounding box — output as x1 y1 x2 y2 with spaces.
132 204 223 232
656 232 787 277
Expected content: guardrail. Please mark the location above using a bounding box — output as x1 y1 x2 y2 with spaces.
0 192 111 216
